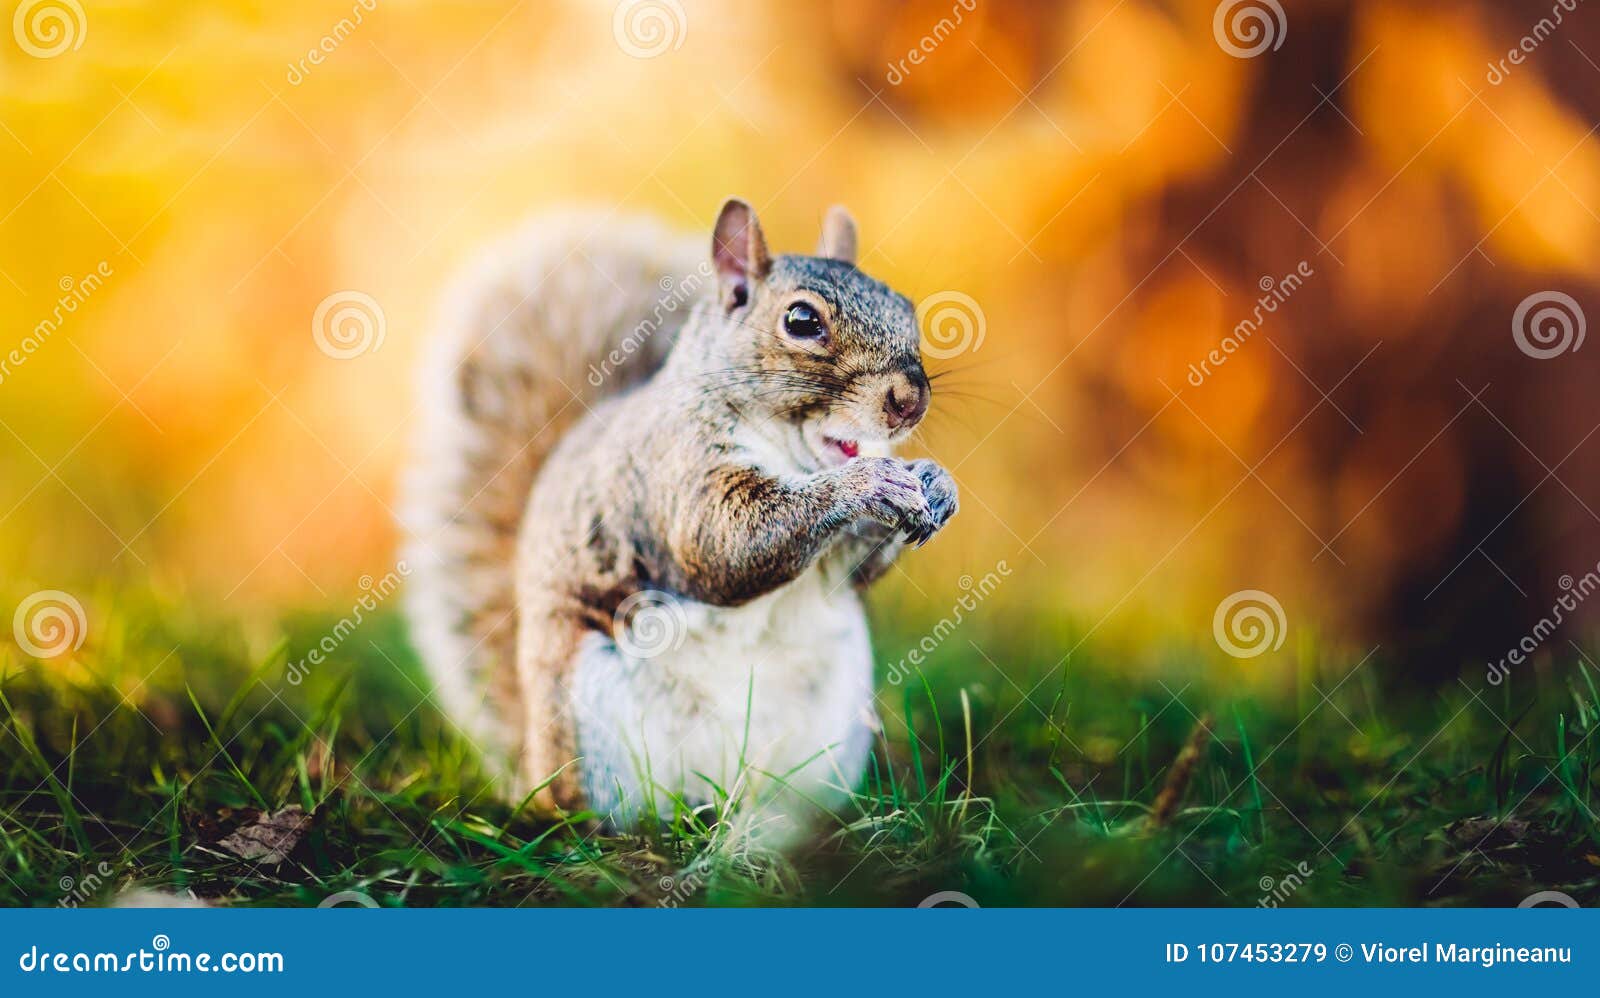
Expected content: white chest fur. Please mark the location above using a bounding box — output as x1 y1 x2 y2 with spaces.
568 565 877 828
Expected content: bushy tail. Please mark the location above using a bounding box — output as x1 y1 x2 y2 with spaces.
400 210 707 770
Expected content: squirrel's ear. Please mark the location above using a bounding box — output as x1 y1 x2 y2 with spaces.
816 205 857 264
712 198 771 310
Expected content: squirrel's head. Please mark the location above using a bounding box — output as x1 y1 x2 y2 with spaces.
702 198 929 469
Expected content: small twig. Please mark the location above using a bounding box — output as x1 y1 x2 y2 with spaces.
1146 713 1215 831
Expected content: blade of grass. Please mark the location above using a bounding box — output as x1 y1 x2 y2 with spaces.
1233 707 1265 843
185 685 269 810
0 686 87 852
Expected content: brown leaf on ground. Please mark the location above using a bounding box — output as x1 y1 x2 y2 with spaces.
1444 817 1536 851
214 806 311 866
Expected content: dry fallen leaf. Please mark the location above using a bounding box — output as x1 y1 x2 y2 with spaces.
215 806 311 866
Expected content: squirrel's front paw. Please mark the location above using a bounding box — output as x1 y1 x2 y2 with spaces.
844 457 935 541
904 458 959 546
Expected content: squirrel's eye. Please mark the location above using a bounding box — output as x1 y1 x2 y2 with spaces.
782 302 826 340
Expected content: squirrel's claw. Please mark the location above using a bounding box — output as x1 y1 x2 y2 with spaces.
843 456 957 547
903 458 959 546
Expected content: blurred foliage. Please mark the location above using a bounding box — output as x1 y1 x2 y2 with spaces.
1 0 1598 680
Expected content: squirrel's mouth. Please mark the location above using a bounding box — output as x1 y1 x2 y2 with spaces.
802 421 890 470
825 436 860 461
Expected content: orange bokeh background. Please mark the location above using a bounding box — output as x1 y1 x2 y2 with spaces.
2 0 1597 673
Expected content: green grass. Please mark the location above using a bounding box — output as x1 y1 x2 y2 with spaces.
2 590 1598 908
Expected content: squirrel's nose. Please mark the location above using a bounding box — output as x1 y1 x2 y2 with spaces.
883 377 929 429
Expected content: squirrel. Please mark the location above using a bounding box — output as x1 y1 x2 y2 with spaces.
401 198 958 830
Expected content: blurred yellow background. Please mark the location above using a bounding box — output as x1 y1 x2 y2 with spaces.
3 0 1598 672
